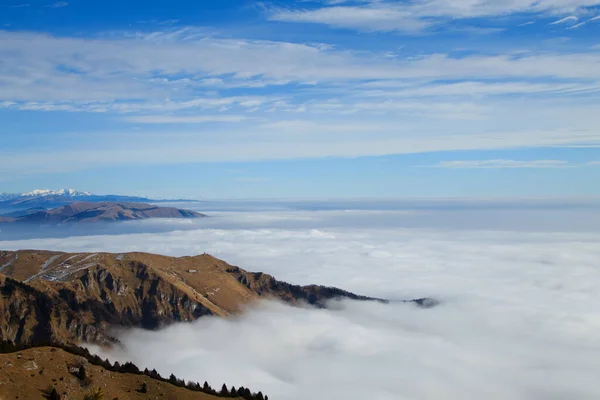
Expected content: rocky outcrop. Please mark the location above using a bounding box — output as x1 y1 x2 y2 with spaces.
0 275 110 345
225 266 384 307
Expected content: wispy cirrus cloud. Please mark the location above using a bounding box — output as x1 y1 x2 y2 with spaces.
123 115 249 124
0 96 277 114
424 159 600 169
423 159 574 168
270 4 431 33
269 0 600 33
357 81 600 97
548 15 578 25
2 29 600 108
1 27 600 172
567 14 600 28
1 127 599 176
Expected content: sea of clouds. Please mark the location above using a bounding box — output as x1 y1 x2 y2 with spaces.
1 201 600 399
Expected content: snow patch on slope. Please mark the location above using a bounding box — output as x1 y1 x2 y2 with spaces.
24 254 62 283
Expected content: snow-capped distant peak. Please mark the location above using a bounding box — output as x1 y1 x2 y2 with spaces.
20 188 93 197
20 189 52 197
56 188 93 196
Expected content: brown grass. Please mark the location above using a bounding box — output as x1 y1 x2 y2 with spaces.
0 347 227 400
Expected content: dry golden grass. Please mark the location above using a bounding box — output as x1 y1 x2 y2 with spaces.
0 347 227 400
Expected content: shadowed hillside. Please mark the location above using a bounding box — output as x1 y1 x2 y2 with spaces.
0 343 267 400
0 202 204 225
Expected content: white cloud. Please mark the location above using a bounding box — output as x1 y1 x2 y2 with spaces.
92 295 600 400
4 201 600 238
2 29 600 106
0 96 276 114
569 14 600 27
424 159 600 169
549 15 579 24
0 123 599 173
568 21 588 28
269 0 600 33
424 159 570 168
270 5 431 33
123 115 249 124
2 212 600 399
1 29 600 169
357 81 600 97
302 99 491 119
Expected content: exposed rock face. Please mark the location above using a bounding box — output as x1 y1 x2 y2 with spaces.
225 266 382 307
0 253 227 345
0 250 434 347
0 275 110 345
0 202 204 225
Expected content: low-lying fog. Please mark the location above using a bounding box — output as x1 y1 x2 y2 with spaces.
2 200 600 399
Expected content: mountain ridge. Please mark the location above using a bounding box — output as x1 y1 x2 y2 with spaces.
0 249 431 347
0 189 197 213
0 201 204 225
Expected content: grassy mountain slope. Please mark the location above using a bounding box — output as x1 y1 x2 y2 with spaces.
0 250 384 346
0 346 243 400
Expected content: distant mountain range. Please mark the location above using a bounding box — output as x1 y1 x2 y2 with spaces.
0 188 97 201
0 202 204 225
20 188 93 197
0 188 192 213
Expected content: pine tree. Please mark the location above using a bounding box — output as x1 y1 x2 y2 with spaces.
221 383 229 395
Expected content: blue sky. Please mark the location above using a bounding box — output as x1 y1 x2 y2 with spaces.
1 0 599 198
